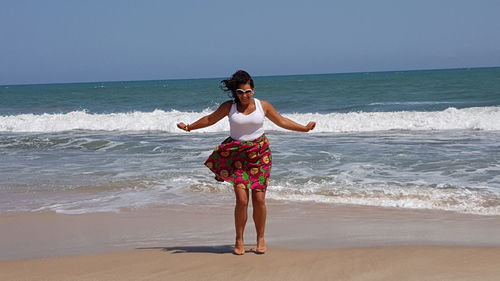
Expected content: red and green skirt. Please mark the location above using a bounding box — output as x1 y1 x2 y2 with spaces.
204 134 272 190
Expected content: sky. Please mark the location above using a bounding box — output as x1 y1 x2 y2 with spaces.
1 0 500 85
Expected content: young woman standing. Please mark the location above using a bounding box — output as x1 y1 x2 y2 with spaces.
177 70 316 255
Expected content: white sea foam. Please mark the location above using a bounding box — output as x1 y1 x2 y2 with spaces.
266 183 500 216
20 177 229 215
184 178 500 216
1 106 499 133
368 101 456 106
5 174 498 216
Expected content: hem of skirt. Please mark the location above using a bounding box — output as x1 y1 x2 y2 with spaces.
212 174 268 189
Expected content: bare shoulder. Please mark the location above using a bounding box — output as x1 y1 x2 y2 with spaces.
220 100 234 107
259 99 273 109
215 100 233 115
259 100 276 114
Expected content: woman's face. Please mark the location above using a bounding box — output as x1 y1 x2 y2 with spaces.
236 83 254 104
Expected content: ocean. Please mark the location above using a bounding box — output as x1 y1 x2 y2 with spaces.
1 67 499 216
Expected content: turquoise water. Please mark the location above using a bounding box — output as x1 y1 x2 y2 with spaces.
1 67 499 215
2 67 499 115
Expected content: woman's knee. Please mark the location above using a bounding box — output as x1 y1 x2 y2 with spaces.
235 197 249 208
252 191 266 207
234 186 249 207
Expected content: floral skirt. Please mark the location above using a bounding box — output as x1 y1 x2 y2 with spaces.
204 134 272 190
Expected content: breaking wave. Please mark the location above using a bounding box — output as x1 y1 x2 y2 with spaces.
1 106 500 133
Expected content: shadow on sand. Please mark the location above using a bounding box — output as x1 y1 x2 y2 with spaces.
137 244 260 254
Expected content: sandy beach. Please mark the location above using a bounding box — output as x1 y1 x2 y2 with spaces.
2 246 500 281
2 0 500 278
1 201 500 280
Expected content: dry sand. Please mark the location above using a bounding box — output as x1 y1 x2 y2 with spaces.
1 246 500 281
1 201 500 280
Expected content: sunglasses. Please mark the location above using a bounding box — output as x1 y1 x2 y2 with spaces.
235 89 254 95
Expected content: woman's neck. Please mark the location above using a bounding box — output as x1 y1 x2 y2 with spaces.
236 98 255 113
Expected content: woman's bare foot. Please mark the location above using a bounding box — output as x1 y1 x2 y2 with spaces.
255 237 267 254
233 238 245 255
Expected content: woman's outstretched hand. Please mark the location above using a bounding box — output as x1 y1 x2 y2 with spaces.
305 121 316 131
177 122 188 131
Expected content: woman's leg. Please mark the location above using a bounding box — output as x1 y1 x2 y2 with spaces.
251 189 267 253
234 185 249 255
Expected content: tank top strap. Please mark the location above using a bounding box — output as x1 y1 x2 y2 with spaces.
230 101 237 114
254 98 264 114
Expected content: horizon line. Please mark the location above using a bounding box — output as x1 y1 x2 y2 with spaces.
2 65 499 87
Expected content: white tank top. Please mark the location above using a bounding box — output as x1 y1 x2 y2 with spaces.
228 98 265 141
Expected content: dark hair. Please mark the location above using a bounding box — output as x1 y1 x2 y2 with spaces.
220 70 254 103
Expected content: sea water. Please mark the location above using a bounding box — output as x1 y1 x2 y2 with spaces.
1 67 499 215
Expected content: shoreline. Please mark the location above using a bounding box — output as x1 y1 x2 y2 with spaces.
1 201 499 261
2 201 500 280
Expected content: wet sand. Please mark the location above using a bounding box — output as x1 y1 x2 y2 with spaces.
1 201 500 280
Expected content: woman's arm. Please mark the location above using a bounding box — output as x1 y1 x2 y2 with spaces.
261 100 316 132
177 101 232 131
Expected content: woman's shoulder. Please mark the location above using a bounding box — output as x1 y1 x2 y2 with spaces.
222 100 234 105
258 99 273 109
217 100 234 113
220 100 235 108
217 100 233 107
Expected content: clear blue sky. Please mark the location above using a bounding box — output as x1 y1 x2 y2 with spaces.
1 0 499 85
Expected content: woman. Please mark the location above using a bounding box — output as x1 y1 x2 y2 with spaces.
177 70 316 255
